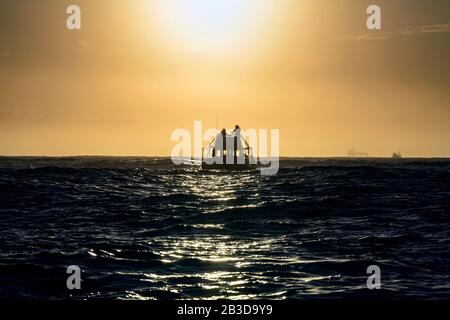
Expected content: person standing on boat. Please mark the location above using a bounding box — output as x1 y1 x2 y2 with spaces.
213 128 227 164
232 125 245 164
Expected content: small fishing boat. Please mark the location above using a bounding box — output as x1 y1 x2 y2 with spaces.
201 126 257 170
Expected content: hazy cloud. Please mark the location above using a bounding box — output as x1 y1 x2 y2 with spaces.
351 22 450 41
400 23 450 35
350 34 390 41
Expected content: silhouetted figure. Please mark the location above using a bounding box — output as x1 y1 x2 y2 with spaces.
212 128 227 163
221 129 228 163
232 125 244 164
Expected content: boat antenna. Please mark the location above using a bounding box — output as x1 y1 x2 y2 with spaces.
215 112 219 130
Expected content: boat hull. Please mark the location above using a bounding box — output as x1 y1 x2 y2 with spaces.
201 163 258 171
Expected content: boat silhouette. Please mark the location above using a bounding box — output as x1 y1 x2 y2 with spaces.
201 126 257 170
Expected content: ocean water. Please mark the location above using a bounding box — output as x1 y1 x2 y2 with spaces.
0 157 449 300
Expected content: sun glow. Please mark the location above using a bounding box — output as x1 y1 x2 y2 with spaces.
154 0 270 53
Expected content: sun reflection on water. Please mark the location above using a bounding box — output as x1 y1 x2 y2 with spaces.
112 169 342 300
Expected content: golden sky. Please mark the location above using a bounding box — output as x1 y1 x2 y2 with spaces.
0 0 449 157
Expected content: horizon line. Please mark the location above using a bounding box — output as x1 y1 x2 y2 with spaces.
1 155 450 159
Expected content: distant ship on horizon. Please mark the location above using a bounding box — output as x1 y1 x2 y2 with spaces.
347 146 369 158
392 151 403 159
